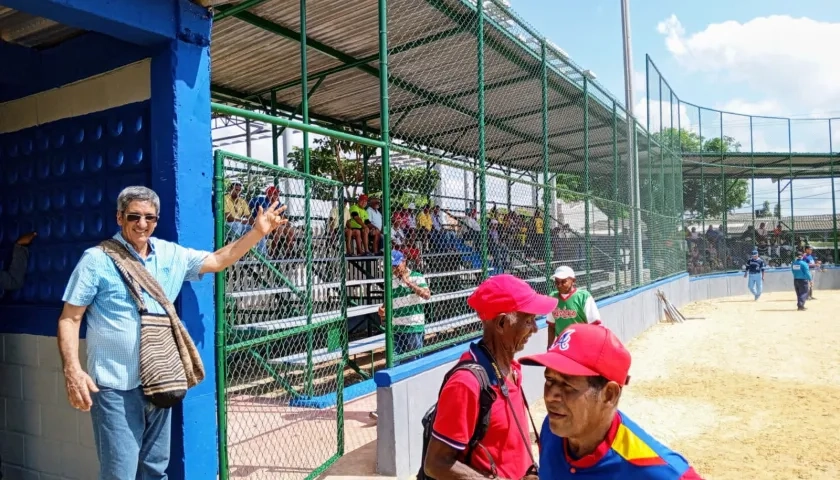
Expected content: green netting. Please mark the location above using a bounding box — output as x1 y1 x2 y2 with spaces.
214 151 347 479
646 56 840 274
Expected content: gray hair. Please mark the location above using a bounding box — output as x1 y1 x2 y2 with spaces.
117 186 161 214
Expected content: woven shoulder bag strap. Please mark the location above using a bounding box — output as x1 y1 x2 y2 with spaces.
97 240 149 313
99 239 178 318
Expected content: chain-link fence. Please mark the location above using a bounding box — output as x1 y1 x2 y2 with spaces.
646 56 840 275
214 150 348 479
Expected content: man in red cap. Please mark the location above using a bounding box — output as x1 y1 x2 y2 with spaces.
423 274 557 480
519 323 703 479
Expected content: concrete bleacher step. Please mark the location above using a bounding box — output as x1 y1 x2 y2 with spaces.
269 312 481 367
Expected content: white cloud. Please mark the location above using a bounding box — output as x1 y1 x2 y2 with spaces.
656 14 840 116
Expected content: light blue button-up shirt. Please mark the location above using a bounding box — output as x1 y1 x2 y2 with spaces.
62 232 211 390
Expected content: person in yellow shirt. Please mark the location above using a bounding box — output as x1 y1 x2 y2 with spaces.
225 181 252 236
416 204 433 249
347 194 377 256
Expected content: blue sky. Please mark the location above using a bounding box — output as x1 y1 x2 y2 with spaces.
510 0 840 216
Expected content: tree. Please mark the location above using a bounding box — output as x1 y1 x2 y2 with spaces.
757 200 771 216
774 202 782 218
652 127 749 219
287 135 440 206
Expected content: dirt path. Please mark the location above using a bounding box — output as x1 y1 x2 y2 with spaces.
529 290 840 480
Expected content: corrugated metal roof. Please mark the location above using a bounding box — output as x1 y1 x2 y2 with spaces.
208 0 836 177
208 0 635 174
0 6 84 49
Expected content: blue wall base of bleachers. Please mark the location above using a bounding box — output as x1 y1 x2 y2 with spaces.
288 378 378 409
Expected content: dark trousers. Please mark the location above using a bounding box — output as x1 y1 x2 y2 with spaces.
794 279 810 308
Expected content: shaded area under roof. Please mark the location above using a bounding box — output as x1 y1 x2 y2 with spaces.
208 0 642 176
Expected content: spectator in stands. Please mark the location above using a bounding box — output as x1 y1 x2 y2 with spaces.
379 249 431 361
416 204 433 248
0 231 36 296
528 209 545 256
463 208 481 244
249 185 293 257
430 205 456 251
424 274 556 480
346 194 376 256
519 322 704 479
366 197 384 255
57 186 288 480
369 250 431 421
546 266 601 349
224 180 251 236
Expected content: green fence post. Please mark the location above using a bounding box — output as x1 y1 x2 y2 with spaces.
583 76 591 291
612 102 620 290
271 91 279 167
788 118 795 246
541 40 551 282
749 116 756 247
720 111 726 269
213 150 229 480
298 0 317 395
378 0 394 368
336 190 347 455
477 0 488 279
830 119 838 263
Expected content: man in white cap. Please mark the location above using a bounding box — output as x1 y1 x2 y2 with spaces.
546 265 601 349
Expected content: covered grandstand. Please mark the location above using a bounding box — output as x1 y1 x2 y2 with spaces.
205 0 838 479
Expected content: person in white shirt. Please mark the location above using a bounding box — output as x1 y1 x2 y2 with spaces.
366 197 384 254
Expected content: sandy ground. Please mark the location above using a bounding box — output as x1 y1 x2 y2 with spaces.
230 289 840 479
528 289 840 480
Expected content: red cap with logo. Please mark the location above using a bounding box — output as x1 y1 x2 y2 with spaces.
519 322 632 386
467 274 558 321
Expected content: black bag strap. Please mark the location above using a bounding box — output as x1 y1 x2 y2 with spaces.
432 359 498 478
476 341 540 473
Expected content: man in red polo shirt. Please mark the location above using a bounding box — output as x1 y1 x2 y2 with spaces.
519 323 704 479
423 274 558 480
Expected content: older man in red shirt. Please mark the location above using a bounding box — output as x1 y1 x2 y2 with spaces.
423 274 558 480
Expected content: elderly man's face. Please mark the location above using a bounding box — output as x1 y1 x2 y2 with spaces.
543 369 618 439
117 200 158 249
498 311 537 353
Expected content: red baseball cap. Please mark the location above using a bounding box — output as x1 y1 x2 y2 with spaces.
265 186 279 197
467 274 558 321
520 322 632 386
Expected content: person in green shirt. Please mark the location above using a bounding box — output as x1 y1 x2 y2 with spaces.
346 194 378 256
546 265 601 349
370 250 431 421
378 249 431 361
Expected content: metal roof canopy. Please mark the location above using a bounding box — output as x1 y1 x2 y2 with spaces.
680 153 840 180
208 0 644 176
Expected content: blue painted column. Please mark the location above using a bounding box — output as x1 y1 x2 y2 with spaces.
149 2 215 479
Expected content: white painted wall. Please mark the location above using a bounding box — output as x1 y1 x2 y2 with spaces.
0 335 98 480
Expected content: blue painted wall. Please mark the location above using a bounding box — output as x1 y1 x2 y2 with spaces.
0 1 216 478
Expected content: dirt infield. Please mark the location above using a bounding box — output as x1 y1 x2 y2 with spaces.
530 289 840 480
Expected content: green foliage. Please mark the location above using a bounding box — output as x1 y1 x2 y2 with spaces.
287 135 440 204
653 127 749 218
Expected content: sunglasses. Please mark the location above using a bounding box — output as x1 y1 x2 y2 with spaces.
124 213 159 223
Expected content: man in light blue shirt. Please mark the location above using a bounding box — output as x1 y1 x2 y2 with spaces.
57 186 288 479
791 250 812 311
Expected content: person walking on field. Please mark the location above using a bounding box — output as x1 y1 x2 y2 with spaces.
57 186 288 479
546 266 600 349
791 250 812 311
743 249 766 301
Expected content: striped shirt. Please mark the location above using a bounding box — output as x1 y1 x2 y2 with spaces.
62 232 211 390
392 270 428 334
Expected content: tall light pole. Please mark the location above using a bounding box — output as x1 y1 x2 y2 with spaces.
621 0 643 284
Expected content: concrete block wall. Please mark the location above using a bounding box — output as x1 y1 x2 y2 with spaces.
0 335 97 480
